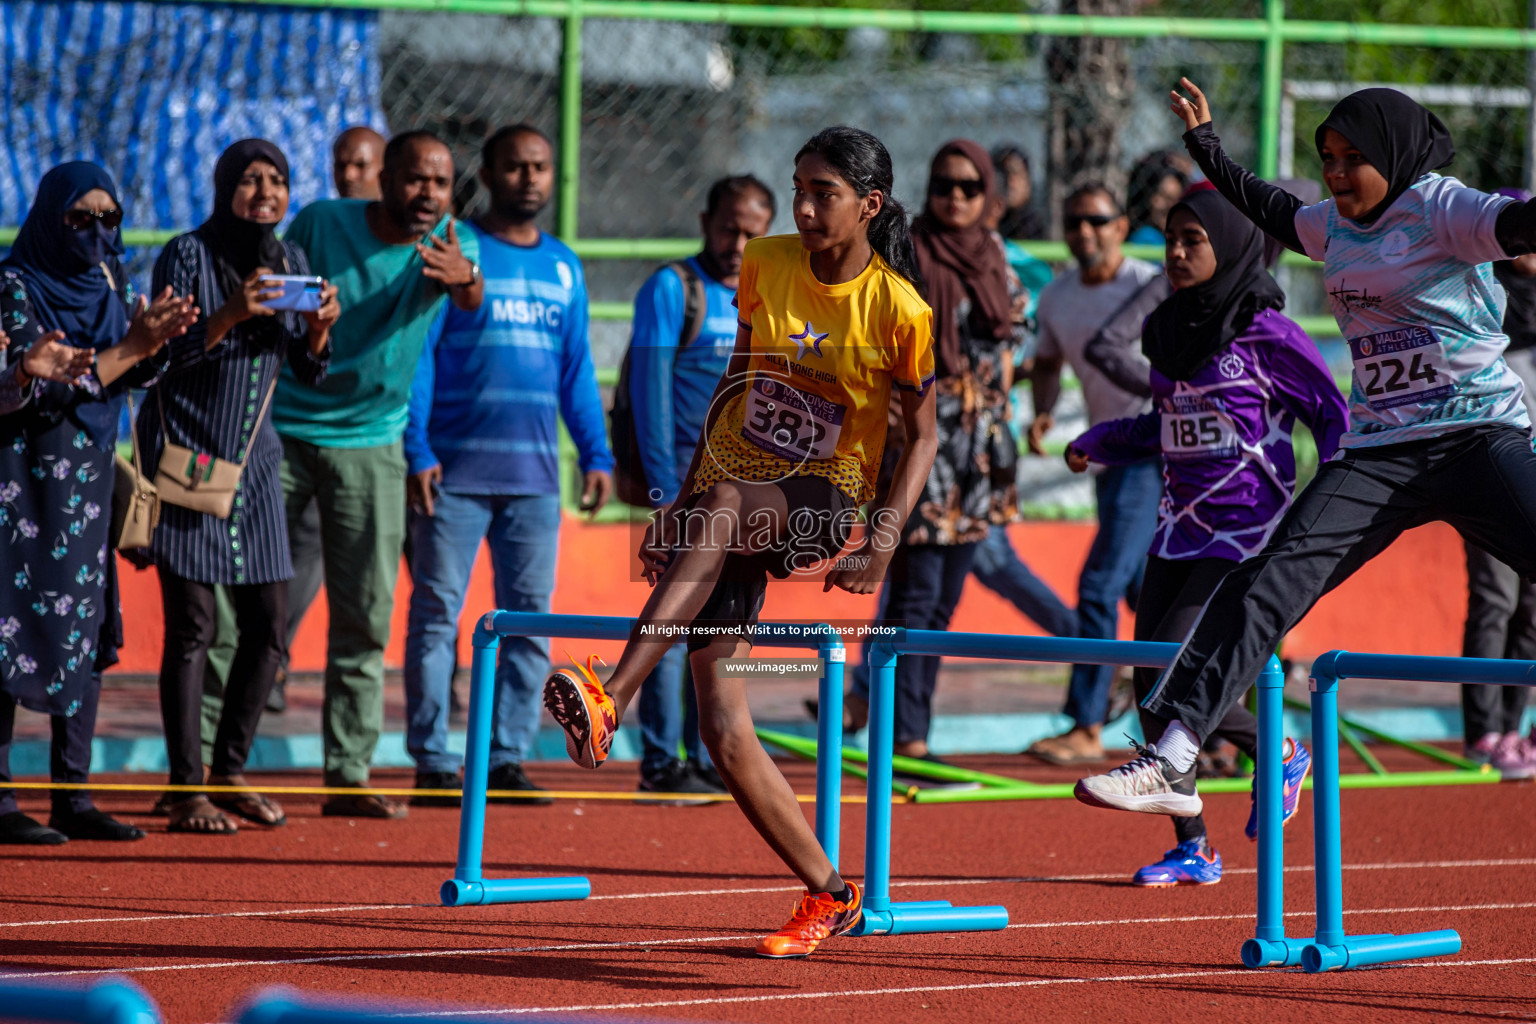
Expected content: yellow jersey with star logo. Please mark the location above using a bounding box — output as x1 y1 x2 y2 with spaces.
691 233 934 504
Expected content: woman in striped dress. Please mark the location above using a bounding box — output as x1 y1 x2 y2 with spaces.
139 140 338 834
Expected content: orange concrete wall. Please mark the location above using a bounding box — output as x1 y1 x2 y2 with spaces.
109 518 1470 674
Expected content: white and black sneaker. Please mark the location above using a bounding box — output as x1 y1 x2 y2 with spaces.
1073 740 1202 816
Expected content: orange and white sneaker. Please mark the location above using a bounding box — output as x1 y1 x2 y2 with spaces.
543 655 617 770
755 882 863 958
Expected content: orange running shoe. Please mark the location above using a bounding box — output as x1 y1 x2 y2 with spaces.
755 881 863 958
543 655 617 769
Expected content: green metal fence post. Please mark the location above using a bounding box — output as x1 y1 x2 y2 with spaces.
1257 0 1285 180
558 0 583 242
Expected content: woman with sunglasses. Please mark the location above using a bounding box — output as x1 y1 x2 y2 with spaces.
1066 188 1345 882
0 162 198 844
1077 80 1536 816
138 140 339 835
844 139 1019 762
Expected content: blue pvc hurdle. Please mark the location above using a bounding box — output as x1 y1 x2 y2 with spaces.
851 629 1290 942
1287 649 1536 972
441 611 847 907
439 610 1302 957
0 978 161 1024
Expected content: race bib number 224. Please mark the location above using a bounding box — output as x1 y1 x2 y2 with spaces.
1350 326 1453 411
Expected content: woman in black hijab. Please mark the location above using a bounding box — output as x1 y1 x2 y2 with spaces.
0 162 197 844
1067 189 1346 883
140 139 338 834
1074 77 1536 826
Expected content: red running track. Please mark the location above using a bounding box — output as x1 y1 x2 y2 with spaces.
2 756 1535 1023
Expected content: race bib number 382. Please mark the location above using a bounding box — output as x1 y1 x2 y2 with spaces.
742 378 847 461
1350 326 1453 411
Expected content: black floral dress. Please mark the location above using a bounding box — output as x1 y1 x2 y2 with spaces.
899 295 1021 547
0 270 149 716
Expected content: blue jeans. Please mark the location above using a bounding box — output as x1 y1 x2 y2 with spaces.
971 524 1078 638
635 644 711 775
1063 460 1161 729
849 543 978 745
404 492 561 773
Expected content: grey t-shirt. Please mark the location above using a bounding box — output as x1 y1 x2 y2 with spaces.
1036 256 1159 425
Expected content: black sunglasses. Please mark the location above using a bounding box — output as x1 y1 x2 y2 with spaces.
1064 213 1119 230
63 208 123 231
929 176 986 199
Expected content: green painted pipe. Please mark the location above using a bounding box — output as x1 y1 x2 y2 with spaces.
755 728 910 798
1282 695 1486 772
911 769 1499 804
1338 718 1388 776
557 0 583 243
1256 0 1284 181
162 0 1536 51
755 727 1034 790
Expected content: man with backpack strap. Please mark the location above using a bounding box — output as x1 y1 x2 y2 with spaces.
614 175 774 800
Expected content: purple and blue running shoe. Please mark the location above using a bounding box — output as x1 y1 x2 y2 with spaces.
1133 839 1223 887
1244 738 1311 842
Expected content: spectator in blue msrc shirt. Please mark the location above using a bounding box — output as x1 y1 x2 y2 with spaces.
402 124 613 806
628 176 775 800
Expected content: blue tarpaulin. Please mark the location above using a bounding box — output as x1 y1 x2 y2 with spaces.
0 1 385 230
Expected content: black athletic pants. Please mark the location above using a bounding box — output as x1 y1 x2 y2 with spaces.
0 674 101 816
1144 426 1536 743
1134 556 1258 844
158 571 287 788
1461 540 1536 742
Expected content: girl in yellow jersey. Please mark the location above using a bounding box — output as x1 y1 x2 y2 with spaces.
544 126 938 958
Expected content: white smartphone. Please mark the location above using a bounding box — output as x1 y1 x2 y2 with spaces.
259 275 325 313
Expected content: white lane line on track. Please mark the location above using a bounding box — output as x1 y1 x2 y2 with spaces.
6 856 1536 931
3 899 1530 981
0 904 430 929
336 957 1536 1017
1006 901 1536 929
0 932 766 980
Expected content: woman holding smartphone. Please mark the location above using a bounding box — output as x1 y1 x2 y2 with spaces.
139 139 339 834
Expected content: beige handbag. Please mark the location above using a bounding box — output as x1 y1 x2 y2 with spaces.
110 392 161 550
152 377 276 519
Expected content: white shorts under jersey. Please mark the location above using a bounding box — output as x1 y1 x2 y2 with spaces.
1293 173 1530 449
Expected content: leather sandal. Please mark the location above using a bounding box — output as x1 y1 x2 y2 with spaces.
208 776 286 826
166 795 239 835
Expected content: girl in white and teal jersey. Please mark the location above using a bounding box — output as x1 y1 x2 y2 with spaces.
1077 82 1536 818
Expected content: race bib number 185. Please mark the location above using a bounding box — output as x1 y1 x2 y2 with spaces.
1350 326 1453 411
742 378 846 461
1162 408 1239 457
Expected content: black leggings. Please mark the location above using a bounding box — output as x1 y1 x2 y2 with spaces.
1145 426 1536 744
157 571 287 788
1134 556 1258 845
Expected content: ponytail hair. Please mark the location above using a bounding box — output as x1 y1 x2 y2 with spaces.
794 126 923 289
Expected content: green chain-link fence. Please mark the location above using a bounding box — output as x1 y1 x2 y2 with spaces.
7 0 1536 516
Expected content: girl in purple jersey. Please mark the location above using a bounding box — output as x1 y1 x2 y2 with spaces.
1067 190 1347 883
1077 81 1536 819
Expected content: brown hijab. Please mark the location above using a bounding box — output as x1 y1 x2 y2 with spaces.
910 138 1014 379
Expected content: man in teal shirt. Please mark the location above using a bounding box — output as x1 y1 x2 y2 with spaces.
277 130 483 818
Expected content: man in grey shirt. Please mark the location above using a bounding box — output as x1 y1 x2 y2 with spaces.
1026 183 1160 765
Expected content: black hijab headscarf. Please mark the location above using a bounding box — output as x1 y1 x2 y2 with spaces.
0 161 129 352
1315 88 1455 226
196 139 290 302
1142 190 1286 382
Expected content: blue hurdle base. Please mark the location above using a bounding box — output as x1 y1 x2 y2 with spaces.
850 900 1009 936
439 876 591 907
1240 935 1312 969
1302 930 1461 972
